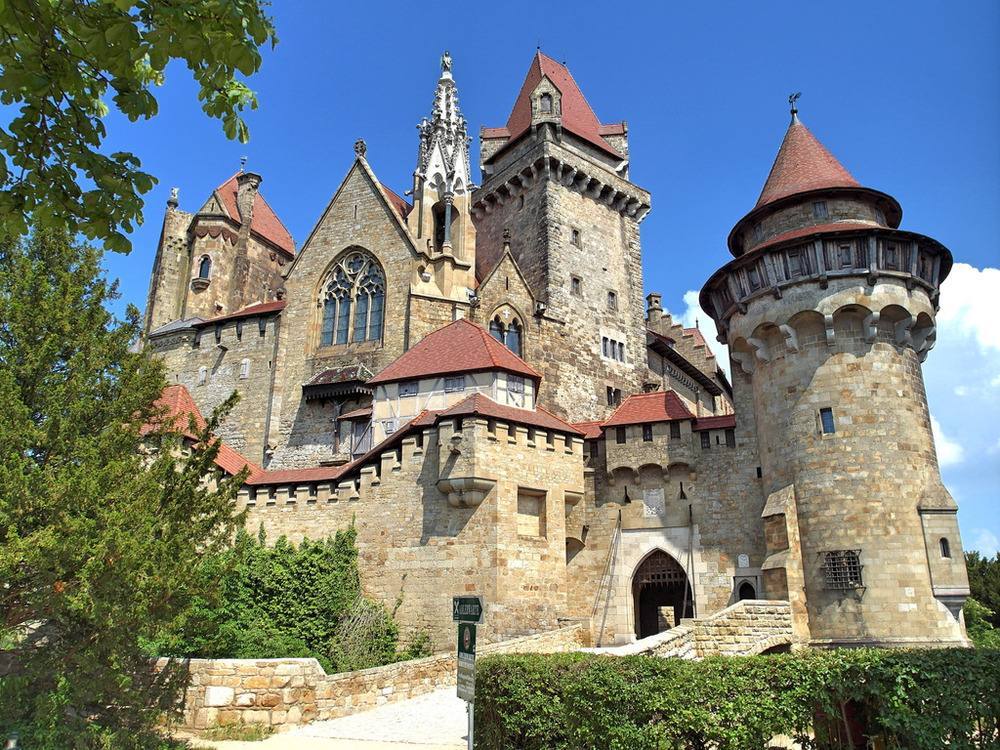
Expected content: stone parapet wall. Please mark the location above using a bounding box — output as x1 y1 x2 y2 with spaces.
167 624 584 732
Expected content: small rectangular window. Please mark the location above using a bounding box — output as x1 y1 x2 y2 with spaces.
606 387 622 407
508 375 525 394
669 422 681 440
570 228 581 247
399 380 418 397
617 342 625 362
820 407 835 434
874 208 886 225
444 376 466 393
239 359 251 380
787 251 803 278
725 429 736 448
885 243 899 270
571 276 582 296
607 291 618 311
588 440 599 461
700 432 710 450
616 426 626 445
747 266 762 291
642 424 653 442
813 201 829 219
838 244 852 268
602 337 609 357
752 223 764 243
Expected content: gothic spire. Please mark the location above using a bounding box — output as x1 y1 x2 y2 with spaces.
415 50 471 195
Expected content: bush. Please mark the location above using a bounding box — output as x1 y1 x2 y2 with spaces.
148 525 430 673
475 648 1000 750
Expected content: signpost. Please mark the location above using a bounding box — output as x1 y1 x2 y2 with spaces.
454 595 483 750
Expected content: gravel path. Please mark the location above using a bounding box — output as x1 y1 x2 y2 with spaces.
192 689 469 749
289 688 468 746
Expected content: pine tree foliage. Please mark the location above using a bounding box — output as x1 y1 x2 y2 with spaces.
0 229 246 748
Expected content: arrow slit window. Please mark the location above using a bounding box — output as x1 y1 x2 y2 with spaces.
319 249 385 347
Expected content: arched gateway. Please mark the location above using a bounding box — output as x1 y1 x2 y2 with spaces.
632 550 694 639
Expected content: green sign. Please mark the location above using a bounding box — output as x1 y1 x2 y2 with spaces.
456 622 476 701
453 595 484 623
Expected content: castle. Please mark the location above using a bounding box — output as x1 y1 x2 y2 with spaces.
142 51 971 650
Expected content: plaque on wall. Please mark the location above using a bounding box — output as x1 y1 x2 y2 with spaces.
642 487 666 517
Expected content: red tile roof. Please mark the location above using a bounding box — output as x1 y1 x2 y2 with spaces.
215 173 296 256
572 420 605 440
491 51 623 160
755 118 859 209
195 300 286 327
367 318 541 385
603 391 695 427
381 185 412 219
142 385 263 480
693 414 736 431
749 221 876 252
439 393 583 436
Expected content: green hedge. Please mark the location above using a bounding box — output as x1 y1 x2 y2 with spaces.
475 649 1000 750
145 525 430 672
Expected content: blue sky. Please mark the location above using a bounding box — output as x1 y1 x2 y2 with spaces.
95 1 998 552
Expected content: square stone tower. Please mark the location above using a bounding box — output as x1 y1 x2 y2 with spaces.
472 52 652 422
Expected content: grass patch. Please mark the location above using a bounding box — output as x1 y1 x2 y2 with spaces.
202 723 274 742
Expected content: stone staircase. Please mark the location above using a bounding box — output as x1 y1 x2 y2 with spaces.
584 600 794 659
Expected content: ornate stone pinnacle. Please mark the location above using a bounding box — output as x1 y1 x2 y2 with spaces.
354 139 367 159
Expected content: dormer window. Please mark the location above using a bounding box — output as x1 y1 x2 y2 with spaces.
539 93 553 113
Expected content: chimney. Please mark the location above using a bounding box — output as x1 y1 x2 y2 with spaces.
236 171 262 228
646 292 663 320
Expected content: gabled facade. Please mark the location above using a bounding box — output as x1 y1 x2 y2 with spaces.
142 52 969 652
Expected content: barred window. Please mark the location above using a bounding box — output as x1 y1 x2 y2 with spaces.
700 431 710 450
642 424 653 442
508 375 525 394
669 422 681 440
399 381 418 397
820 408 835 434
821 550 864 590
444 376 466 393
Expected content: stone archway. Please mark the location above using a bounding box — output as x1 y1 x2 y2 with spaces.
632 550 693 639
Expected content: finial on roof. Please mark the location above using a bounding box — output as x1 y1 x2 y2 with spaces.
502 227 511 251
167 187 179 207
240 155 247 173
354 138 367 159
788 92 801 122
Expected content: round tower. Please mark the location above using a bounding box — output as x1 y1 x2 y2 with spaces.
700 104 970 647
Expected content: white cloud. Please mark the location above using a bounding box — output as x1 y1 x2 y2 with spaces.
970 529 1000 557
953 385 968 397
665 290 731 377
930 415 965 467
936 263 1000 353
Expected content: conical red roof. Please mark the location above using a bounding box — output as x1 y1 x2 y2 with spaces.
500 51 623 159
755 117 859 209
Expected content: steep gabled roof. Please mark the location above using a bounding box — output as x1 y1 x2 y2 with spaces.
603 391 695 427
214 173 296 256
367 318 541 385
381 185 413 219
488 51 623 160
755 117 859 209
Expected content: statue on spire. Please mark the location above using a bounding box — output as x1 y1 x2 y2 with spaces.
441 50 452 74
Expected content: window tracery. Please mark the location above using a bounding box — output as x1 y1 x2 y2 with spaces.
489 313 522 356
320 250 385 347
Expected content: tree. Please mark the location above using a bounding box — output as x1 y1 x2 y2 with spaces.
0 229 247 747
966 551 1000 629
0 0 277 253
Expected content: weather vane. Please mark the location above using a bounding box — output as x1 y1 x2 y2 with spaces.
789 92 801 118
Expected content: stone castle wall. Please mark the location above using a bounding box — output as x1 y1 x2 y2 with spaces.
240 417 584 650
148 313 280 463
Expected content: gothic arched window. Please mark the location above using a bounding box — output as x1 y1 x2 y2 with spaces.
319 249 385 347
489 314 523 357
197 256 212 279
